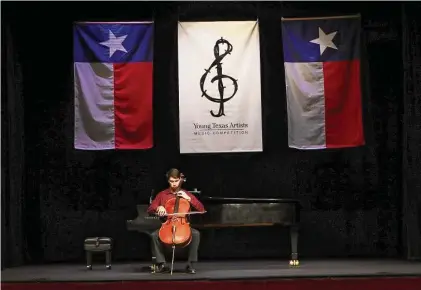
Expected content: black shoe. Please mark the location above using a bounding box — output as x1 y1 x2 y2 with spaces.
186 264 196 274
155 263 169 273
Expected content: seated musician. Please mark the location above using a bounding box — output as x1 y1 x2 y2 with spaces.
147 168 205 274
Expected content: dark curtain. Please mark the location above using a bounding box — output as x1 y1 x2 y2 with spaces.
1 24 26 267
1 1 411 265
402 2 421 260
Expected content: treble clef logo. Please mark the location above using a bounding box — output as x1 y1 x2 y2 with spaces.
199 37 239 118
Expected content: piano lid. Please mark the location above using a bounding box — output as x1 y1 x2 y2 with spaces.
189 197 300 226
127 197 301 230
200 196 300 205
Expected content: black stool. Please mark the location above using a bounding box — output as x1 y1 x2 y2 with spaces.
84 237 112 270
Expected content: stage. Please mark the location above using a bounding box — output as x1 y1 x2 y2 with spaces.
1 259 421 282
2 259 421 290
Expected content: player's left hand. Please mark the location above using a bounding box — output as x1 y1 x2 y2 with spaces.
177 191 191 201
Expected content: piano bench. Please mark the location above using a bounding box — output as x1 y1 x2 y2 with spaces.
84 237 113 270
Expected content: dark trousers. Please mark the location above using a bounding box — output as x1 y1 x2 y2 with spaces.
151 228 200 264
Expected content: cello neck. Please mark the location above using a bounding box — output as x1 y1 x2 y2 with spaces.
173 173 186 213
178 173 186 190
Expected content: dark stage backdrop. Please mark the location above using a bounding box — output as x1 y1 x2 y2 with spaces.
402 2 421 261
2 2 419 266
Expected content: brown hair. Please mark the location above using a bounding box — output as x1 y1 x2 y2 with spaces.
166 168 181 180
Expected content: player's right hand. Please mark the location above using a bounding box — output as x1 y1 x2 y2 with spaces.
156 206 167 217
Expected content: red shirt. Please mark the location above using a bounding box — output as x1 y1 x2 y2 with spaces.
147 188 205 214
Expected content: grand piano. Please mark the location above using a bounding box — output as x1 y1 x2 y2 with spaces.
126 189 301 267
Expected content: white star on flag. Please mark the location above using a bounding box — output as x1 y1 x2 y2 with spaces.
100 30 128 58
310 28 338 55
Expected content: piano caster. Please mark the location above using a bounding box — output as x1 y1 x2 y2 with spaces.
289 259 299 267
87 265 92 270
106 265 112 270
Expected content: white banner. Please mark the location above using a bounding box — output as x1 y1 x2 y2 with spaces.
178 21 263 154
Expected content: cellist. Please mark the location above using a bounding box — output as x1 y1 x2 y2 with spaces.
147 168 205 274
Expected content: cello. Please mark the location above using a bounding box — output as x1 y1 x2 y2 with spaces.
158 173 205 274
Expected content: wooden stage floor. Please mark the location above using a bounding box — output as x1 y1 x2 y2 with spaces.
2 259 421 282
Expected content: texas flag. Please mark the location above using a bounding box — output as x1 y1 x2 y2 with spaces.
73 22 154 150
281 15 364 150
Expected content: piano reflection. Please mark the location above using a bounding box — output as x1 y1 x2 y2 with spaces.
127 189 301 268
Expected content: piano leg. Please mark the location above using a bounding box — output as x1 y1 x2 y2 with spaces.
289 225 299 267
105 250 112 270
148 232 157 273
86 251 92 270
150 256 157 273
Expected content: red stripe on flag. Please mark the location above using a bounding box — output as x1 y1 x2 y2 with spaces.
113 62 153 149
323 60 364 148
